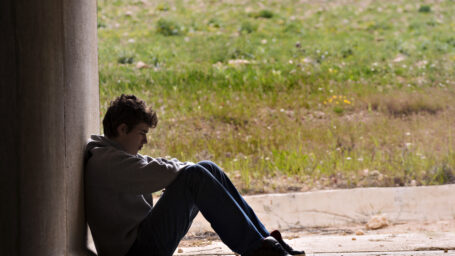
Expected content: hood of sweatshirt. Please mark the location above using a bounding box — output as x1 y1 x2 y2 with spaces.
84 135 127 165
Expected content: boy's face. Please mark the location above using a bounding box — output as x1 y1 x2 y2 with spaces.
116 122 150 155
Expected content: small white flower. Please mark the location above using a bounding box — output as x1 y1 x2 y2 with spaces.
346 157 352 160
405 132 411 136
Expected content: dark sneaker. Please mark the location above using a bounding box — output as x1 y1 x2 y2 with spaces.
270 230 306 256
243 236 291 256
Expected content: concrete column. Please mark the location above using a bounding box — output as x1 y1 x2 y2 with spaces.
0 0 99 255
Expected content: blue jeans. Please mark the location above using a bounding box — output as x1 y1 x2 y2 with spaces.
126 161 269 256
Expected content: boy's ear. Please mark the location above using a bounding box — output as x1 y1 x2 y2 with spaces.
117 123 128 136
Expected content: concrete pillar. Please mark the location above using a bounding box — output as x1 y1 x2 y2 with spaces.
0 0 99 255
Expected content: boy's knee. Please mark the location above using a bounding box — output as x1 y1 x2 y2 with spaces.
182 164 205 175
196 160 225 178
197 160 216 169
181 164 217 182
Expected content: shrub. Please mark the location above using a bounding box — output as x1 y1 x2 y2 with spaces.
257 10 274 19
156 4 169 11
239 21 257 34
208 18 222 28
117 55 134 64
428 164 455 184
418 5 431 13
156 18 182 36
333 106 344 115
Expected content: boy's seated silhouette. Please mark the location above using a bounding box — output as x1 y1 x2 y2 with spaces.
84 94 305 256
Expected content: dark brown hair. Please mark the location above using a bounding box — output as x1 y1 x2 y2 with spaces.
103 94 158 138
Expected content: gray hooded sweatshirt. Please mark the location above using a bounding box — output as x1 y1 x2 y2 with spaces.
84 135 192 256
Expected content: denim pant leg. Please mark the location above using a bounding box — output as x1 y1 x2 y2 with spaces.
197 160 270 238
127 164 264 256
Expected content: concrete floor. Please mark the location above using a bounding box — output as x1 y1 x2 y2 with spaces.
176 252 455 256
175 185 455 256
176 231 455 255
176 220 455 255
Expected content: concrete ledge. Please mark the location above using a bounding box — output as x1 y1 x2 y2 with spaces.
189 184 455 233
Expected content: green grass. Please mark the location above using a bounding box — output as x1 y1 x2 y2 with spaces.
97 0 455 193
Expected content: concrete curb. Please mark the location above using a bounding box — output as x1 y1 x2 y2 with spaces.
189 184 455 233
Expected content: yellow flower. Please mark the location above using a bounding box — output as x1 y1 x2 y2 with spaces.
344 99 351 104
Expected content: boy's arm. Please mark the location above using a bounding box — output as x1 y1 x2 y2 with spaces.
142 155 195 166
87 147 191 194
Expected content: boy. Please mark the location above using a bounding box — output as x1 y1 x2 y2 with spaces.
84 94 305 256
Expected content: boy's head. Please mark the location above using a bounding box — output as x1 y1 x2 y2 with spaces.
103 94 157 154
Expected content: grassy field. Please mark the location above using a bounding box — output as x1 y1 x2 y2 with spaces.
97 0 455 193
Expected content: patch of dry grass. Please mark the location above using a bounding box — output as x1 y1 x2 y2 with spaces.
366 89 446 117
141 88 455 194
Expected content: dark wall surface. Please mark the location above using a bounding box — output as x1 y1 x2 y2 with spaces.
0 0 19 254
0 0 99 255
